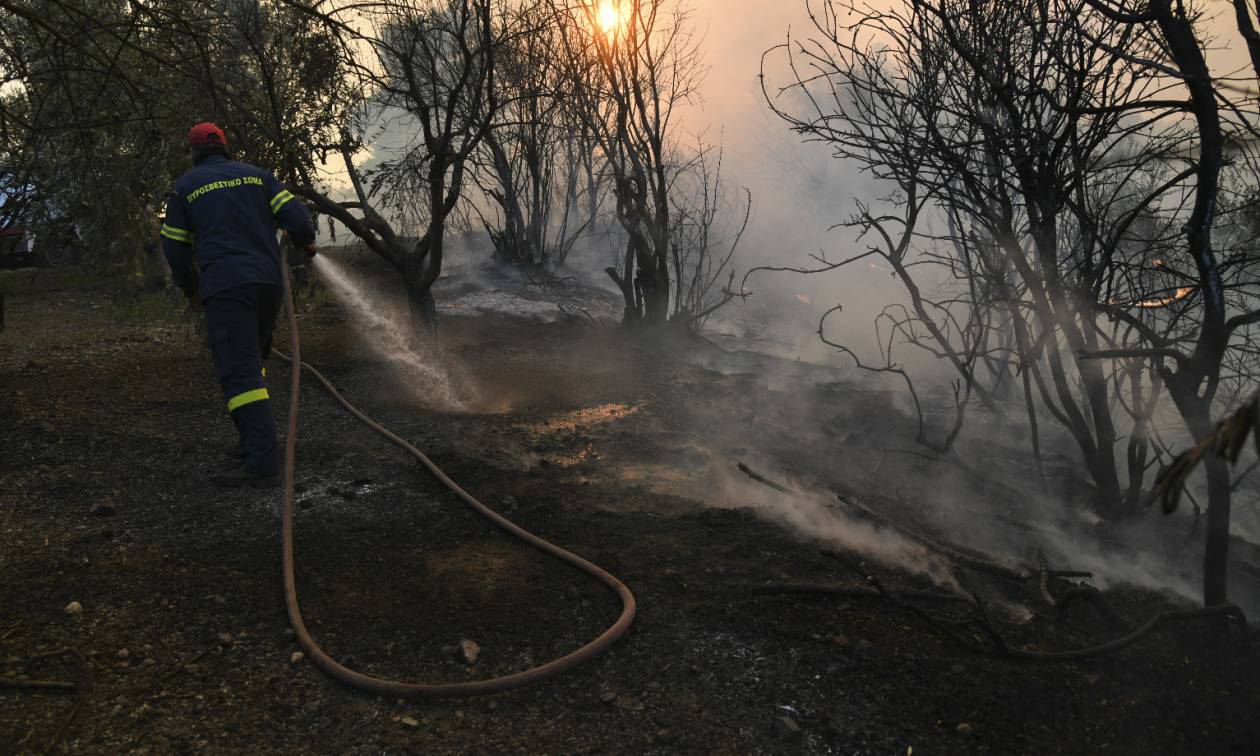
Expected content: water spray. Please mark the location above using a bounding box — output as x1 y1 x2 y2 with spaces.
311 254 465 408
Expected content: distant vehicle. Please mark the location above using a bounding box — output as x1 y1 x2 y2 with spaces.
0 222 79 269
0 226 32 268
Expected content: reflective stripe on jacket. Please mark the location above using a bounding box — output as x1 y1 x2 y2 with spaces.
161 154 314 299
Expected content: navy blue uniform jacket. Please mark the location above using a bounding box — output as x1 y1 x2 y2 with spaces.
161 154 315 300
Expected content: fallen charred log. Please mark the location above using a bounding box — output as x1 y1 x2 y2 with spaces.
735 460 1029 581
1038 551 1131 631
736 461 793 494
825 551 1251 662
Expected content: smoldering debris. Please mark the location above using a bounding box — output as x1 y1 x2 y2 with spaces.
440 290 566 322
724 460 1240 643
715 459 961 590
431 238 624 325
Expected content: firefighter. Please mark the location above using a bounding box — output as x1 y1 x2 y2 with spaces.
161 122 316 488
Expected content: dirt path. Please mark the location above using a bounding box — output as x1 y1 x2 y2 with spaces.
2 282 1257 754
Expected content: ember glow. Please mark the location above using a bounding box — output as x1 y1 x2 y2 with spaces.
1133 286 1194 309
1109 286 1195 309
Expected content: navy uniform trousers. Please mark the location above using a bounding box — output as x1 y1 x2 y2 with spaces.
204 283 283 476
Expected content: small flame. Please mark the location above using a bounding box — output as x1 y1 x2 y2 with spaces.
1150 258 1165 267
1110 286 1194 309
1133 286 1194 308
796 293 812 305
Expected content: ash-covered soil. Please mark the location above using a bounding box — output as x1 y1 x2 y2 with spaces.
2 265 1258 755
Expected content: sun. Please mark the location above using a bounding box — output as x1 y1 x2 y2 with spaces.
597 1 621 34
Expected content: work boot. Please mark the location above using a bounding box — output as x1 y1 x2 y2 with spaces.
211 465 280 489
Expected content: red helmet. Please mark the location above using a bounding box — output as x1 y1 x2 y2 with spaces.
188 122 227 147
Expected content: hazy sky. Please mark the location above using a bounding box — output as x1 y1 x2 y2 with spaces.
668 0 1260 355
682 0 1258 207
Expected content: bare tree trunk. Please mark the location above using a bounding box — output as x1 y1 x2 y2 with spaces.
605 232 639 325
527 139 546 264
486 133 530 262
1177 398 1233 607
1202 456 1233 607
1078 354 1124 512
639 249 669 324
406 279 437 330
584 149 599 230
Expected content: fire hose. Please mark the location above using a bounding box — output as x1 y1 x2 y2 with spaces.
274 249 637 698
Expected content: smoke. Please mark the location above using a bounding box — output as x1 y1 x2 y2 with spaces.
684 0 1258 369
301 0 1259 613
313 254 471 409
665 1 1259 616
642 331 1260 617
712 460 961 589
725 439 1250 615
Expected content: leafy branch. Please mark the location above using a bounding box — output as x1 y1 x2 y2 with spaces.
1156 393 1260 513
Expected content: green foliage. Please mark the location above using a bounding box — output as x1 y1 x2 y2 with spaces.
165 0 359 182
0 0 357 274
0 0 187 268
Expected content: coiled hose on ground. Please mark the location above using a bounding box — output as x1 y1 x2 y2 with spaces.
274 249 637 698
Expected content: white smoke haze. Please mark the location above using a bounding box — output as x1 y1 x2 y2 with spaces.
657 333 1260 615
307 0 1260 612
681 0 1260 368
711 459 962 589
712 443 1252 615
682 2 1258 611
313 254 473 409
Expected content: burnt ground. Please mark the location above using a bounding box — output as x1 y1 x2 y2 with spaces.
2 263 1259 755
